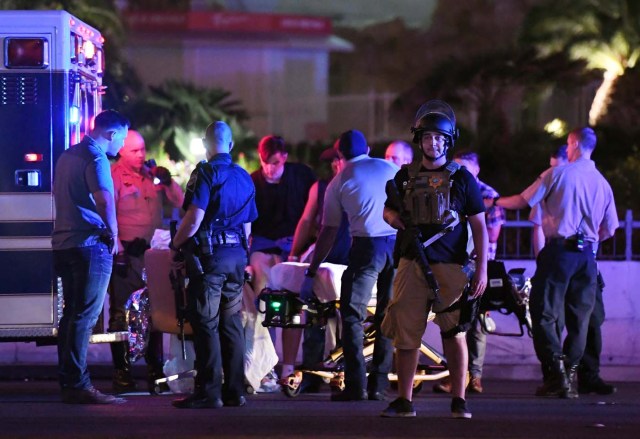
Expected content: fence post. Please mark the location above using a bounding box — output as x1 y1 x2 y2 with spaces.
625 209 633 261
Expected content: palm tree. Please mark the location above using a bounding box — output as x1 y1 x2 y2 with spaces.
392 47 594 190
125 80 254 164
520 0 640 125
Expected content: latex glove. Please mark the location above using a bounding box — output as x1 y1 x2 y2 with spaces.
299 276 315 303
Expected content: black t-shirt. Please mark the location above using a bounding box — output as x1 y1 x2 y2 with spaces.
385 162 484 265
251 162 316 240
183 153 258 232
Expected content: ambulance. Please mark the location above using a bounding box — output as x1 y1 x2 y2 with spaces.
0 10 118 343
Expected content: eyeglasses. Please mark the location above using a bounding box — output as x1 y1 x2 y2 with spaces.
421 133 447 144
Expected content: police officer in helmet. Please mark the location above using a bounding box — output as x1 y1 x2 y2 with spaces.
171 121 258 409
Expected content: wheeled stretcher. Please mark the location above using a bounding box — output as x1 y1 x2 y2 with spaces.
263 262 450 398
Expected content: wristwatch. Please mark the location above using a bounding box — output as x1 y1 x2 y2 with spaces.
304 268 316 278
492 196 500 207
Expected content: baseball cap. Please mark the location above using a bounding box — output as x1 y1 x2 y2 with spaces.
336 129 368 159
320 147 340 162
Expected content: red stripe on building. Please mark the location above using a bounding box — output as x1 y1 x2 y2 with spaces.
124 11 332 35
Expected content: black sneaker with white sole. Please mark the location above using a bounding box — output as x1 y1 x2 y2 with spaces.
451 397 472 419
381 397 416 418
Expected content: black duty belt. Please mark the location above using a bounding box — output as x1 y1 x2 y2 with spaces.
212 231 241 246
547 236 593 252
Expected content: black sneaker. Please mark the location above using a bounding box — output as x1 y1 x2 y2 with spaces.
172 393 223 409
330 389 368 401
381 397 416 418
451 397 472 419
223 395 247 407
579 378 617 395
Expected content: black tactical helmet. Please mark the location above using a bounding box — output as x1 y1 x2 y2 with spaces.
410 100 459 147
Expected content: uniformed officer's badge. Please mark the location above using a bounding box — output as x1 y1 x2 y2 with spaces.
428 176 444 189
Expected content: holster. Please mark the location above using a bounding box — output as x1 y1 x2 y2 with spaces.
439 287 481 339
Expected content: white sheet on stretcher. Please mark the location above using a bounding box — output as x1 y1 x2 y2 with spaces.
267 262 378 302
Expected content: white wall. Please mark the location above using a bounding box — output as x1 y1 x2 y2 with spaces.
420 260 640 381
2 260 638 381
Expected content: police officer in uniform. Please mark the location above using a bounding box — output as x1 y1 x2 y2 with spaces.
171 121 258 409
495 127 618 399
109 130 184 394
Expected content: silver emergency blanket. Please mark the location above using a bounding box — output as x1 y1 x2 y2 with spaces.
125 287 151 362
405 171 453 225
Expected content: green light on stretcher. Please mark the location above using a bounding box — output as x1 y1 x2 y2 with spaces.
270 300 283 311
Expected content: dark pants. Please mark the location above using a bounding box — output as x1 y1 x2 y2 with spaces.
467 320 486 377
186 245 247 400
578 278 605 383
530 241 597 368
108 251 163 371
54 243 112 389
340 236 395 395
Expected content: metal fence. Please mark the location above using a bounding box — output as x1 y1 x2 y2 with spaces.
496 209 640 261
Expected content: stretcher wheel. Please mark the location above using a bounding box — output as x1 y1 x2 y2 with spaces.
280 371 303 398
329 372 345 392
412 381 423 394
282 383 302 398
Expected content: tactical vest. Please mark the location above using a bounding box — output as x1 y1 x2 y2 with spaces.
402 161 460 225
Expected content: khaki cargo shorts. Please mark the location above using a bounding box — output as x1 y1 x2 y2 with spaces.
381 258 470 349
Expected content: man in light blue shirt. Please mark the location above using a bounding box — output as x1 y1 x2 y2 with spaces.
302 129 399 401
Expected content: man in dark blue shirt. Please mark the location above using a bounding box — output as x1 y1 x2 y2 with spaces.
171 121 258 409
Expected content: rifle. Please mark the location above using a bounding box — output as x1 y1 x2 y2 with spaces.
169 220 188 361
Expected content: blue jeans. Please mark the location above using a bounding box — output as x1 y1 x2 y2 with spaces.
340 236 395 395
54 243 113 389
249 235 292 260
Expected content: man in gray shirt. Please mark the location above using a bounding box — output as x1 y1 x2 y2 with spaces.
301 129 399 402
53 110 129 404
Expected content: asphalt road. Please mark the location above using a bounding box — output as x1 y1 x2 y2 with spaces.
0 366 638 439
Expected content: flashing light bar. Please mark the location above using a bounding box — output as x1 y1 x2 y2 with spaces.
24 153 44 162
69 106 80 124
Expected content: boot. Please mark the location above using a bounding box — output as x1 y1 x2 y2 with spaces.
145 332 169 395
535 363 552 396
535 357 568 397
563 364 579 399
551 356 569 396
111 341 137 393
